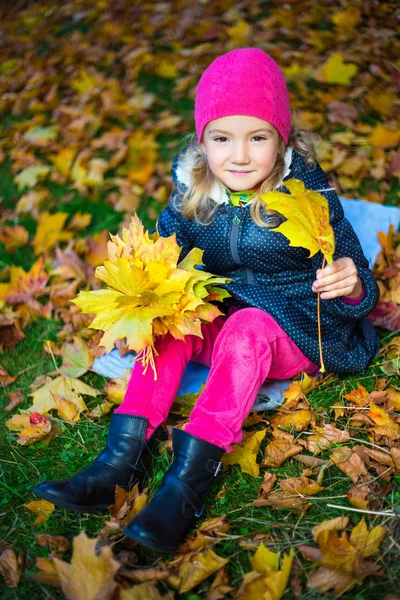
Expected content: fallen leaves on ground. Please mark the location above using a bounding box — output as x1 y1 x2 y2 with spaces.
235 542 294 600
166 548 229 594
222 429 266 477
34 531 121 600
299 518 386 595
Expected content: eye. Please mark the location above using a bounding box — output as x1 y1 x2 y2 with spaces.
253 136 266 141
213 137 227 142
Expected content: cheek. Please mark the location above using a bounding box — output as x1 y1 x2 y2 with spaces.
207 150 226 169
259 149 278 170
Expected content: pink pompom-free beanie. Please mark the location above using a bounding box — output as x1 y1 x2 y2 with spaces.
194 48 291 145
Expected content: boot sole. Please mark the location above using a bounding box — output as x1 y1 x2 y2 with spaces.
123 525 178 554
33 486 112 513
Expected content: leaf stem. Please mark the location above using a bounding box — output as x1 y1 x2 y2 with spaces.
317 256 326 373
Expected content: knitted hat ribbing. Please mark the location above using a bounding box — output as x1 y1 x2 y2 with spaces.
194 48 291 145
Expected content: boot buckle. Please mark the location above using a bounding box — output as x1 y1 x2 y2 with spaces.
195 504 204 518
206 459 222 476
214 461 222 476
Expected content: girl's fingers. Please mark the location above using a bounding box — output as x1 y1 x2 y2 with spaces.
320 287 355 299
314 269 356 288
313 275 357 293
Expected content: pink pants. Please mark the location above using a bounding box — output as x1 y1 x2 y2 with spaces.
115 306 319 452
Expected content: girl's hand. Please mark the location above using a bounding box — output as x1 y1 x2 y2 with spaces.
312 257 363 300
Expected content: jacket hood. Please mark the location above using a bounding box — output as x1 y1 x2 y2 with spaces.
171 145 294 205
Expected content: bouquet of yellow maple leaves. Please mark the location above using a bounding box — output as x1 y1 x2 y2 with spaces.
72 214 232 379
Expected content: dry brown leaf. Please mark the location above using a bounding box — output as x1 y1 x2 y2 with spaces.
386 387 400 411
261 437 303 468
258 473 277 498
5 390 23 411
300 518 386 595
343 383 370 407
305 423 350 454
0 364 16 387
390 447 400 470
108 483 148 526
312 517 349 542
253 491 310 512
269 409 315 433
208 566 234 600
118 565 169 584
37 535 71 553
279 476 323 496
0 548 23 588
330 447 369 483
177 516 230 554
346 484 372 510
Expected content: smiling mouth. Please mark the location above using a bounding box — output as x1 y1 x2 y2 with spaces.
229 170 253 173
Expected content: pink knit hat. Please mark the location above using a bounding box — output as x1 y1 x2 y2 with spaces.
194 48 291 145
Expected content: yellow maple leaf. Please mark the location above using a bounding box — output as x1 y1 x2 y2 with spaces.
227 20 252 45
314 52 358 85
167 548 229 594
24 499 55 525
236 543 294 600
261 179 335 265
0 225 29 251
5 412 52 445
300 518 386 595
222 429 266 477
50 531 121 600
369 124 400 148
0 257 49 305
49 147 77 177
32 212 73 254
20 374 97 417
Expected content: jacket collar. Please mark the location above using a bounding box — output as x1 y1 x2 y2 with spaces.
172 146 294 205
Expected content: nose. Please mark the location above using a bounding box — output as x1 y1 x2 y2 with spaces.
231 141 250 164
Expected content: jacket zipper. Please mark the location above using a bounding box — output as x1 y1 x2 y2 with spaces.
229 205 254 284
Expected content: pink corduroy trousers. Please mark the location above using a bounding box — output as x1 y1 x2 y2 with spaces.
115 306 319 452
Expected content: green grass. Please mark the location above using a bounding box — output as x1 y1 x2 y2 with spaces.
1 333 400 598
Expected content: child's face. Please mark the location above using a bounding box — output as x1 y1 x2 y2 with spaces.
201 115 280 191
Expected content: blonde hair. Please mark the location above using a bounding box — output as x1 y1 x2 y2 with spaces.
172 119 320 228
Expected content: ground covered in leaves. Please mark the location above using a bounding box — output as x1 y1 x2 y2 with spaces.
0 1 400 598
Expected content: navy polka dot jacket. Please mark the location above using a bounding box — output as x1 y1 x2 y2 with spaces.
150 145 380 375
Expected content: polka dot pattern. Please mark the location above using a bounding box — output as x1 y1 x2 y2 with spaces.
151 147 380 375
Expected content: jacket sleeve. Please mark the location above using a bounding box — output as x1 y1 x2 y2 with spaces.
149 190 193 263
306 162 380 320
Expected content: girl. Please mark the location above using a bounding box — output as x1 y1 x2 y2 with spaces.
34 48 380 553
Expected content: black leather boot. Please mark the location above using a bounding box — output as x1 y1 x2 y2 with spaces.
33 414 164 512
123 428 224 553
